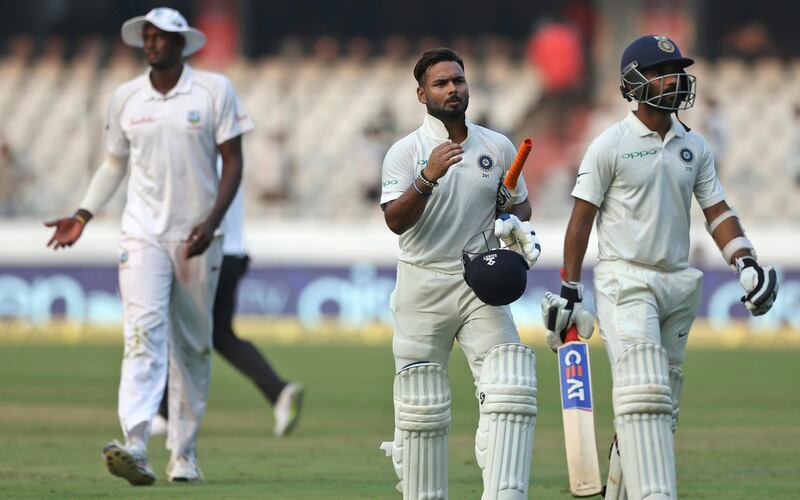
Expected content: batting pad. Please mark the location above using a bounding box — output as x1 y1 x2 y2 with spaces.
613 343 675 500
605 436 628 500
668 366 684 433
475 343 537 500
392 362 451 500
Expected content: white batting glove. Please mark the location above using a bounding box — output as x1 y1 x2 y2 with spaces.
540 281 594 352
735 256 779 316
494 213 541 267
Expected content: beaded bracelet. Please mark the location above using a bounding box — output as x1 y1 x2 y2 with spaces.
418 171 438 188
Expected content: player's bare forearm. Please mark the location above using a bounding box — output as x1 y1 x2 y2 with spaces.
703 201 752 263
186 136 243 258
508 199 531 221
563 198 597 282
208 136 244 229
381 183 430 234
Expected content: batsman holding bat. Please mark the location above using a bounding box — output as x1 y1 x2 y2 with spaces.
379 47 541 500
542 35 778 499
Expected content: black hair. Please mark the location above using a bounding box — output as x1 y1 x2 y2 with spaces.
413 47 464 86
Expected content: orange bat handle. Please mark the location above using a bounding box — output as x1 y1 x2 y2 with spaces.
564 325 580 343
503 137 533 190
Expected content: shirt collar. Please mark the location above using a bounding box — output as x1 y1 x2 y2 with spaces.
421 113 474 143
143 64 193 101
624 110 686 141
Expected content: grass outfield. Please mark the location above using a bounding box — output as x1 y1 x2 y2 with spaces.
0 339 798 499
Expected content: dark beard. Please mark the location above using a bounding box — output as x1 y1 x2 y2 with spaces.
426 96 469 122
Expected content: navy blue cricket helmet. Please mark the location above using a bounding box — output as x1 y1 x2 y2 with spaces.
462 229 529 306
620 35 696 111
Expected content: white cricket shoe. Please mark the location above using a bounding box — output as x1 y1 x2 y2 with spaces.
274 383 304 437
102 440 156 486
150 414 168 437
167 453 204 482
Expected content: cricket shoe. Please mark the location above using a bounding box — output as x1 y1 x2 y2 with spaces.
150 414 168 437
167 453 204 482
102 440 156 486
274 382 304 437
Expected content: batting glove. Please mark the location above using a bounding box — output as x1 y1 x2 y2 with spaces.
496 182 514 212
540 281 594 352
735 256 779 316
494 213 541 267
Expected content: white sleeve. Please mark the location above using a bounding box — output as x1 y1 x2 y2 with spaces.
79 153 128 214
380 139 416 205
571 138 614 208
693 137 726 209
105 89 129 157
501 137 529 204
214 77 255 145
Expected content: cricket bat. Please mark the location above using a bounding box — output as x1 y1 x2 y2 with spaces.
497 138 533 211
558 323 603 497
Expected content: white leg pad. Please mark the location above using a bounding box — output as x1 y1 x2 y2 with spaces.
613 343 676 500
475 343 537 500
604 435 627 500
392 362 451 500
668 367 684 433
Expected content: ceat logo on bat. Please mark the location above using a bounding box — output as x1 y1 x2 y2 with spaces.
559 342 593 411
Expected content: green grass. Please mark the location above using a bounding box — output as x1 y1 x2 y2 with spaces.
0 340 798 499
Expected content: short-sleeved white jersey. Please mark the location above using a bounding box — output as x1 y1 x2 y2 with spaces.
106 64 254 240
572 111 725 271
381 114 528 274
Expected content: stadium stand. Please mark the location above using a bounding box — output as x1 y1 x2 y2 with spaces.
1 35 797 221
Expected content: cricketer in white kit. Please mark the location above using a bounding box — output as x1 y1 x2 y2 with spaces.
379 48 541 500
541 35 779 499
45 7 254 485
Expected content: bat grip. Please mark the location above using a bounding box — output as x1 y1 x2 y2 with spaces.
559 268 580 343
564 325 580 343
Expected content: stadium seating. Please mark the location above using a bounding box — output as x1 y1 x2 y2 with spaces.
0 35 796 221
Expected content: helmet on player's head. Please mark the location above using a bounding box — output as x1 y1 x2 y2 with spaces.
462 229 529 306
619 35 696 112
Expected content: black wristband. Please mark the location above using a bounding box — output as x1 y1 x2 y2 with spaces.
560 281 582 304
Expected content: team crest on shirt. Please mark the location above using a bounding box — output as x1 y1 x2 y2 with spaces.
678 147 694 164
654 36 675 53
187 110 201 125
477 154 494 172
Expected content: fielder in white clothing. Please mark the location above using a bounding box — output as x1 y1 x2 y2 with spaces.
541 35 779 499
379 47 541 500
45 7 254 485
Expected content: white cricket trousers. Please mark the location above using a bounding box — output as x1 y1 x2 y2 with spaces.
390 261 520 380
117 233 222 458
593 260 703 368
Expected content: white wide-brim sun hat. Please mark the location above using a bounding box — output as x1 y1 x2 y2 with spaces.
121 7 206 57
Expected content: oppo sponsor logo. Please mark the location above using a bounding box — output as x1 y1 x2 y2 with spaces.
621 148 658 159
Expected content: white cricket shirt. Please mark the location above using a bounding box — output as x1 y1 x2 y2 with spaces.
381 114 529 274
106 64 254 240
572 111 725 271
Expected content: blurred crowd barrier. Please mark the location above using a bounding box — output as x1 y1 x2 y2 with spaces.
2 219 799 342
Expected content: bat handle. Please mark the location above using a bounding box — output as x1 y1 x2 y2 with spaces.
564 325 580 343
